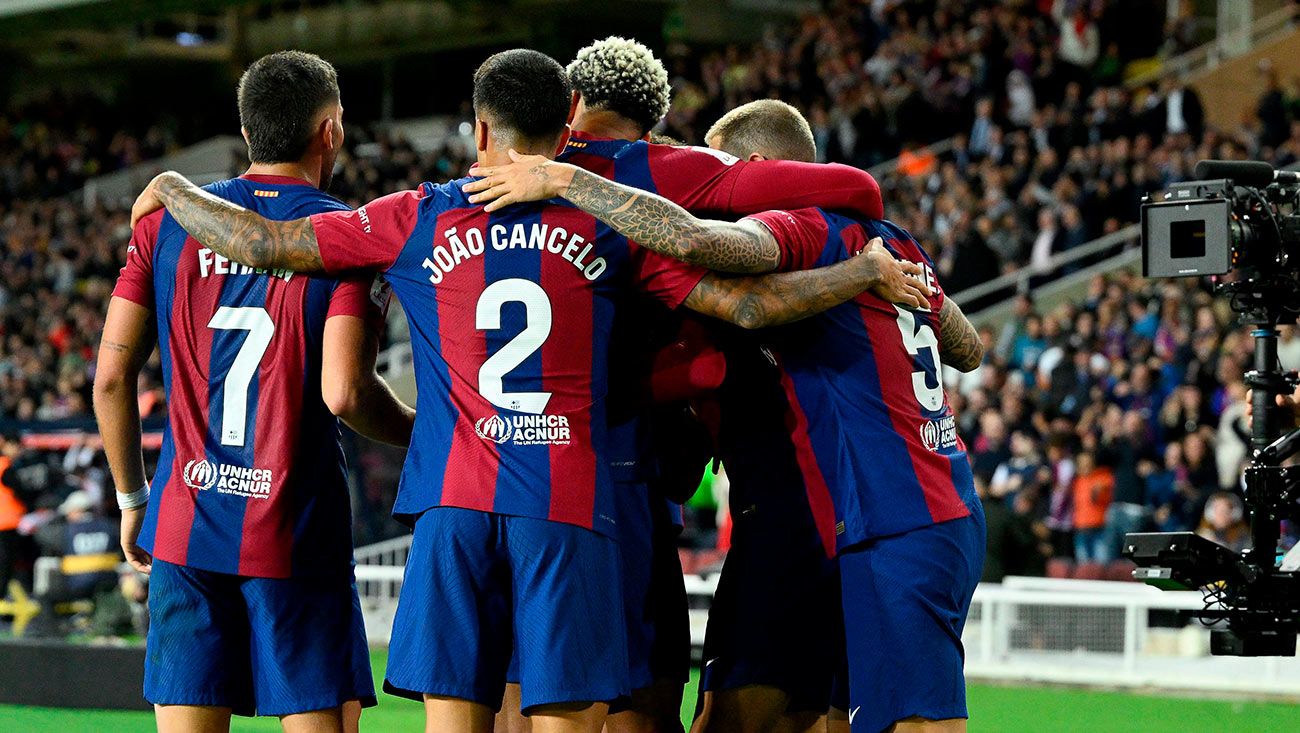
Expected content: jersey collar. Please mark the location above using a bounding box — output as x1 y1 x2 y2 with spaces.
239 173 314 187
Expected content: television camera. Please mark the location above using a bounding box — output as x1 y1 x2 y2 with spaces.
1135 159 1300 656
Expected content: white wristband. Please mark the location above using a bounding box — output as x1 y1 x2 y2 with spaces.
117 484 150 511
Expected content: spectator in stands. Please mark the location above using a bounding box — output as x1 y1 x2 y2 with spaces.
1029 208 1062 272
969 97 995 157
1053 0 1100 89
1196 492 1249 553
1043 437 1076 557
1071 450 1113 563
1011 314 1048 375
29 490 119 635
1144 442 1195 533
970 410 1012 483
0 434 27 596
1154 76 1205 142
1100 411 1154 561
1258 61 1290 151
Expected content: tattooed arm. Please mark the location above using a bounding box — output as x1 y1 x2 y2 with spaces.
465 151 781 273
132 171 324 272
93 297 158 573
938 297 984 372
683 239 932 329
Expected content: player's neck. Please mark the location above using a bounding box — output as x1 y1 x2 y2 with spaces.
244 162 319 188
571 111 644 143
479 143 555 168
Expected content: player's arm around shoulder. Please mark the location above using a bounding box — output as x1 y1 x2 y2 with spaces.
681 238 932 330
938 297 984 372
465 150 782 273
133 171 325 272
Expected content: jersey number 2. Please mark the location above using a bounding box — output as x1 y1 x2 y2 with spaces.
894 306 944 412
476 279 553 414
208 306 275 447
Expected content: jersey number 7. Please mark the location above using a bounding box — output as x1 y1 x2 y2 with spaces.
208 306 276 447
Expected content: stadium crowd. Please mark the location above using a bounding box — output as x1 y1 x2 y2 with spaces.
952 272 1297 581
7 0 1300 623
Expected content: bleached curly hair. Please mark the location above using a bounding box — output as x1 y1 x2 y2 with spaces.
567 36 672 135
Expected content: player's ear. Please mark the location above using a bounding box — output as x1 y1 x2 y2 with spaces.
475 119 489 154
241 126 251 150
747 153 768 162
567 91 580 125
320 117 337 152
553 124 572 157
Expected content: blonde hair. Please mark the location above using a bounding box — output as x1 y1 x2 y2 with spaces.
706 99 816 163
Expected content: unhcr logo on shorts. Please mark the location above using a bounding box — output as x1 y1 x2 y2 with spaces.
183 459 218 490
475 415 513 444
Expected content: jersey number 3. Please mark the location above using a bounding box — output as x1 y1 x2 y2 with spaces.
894 306 944 412
477 279 553 414
208 306 275 447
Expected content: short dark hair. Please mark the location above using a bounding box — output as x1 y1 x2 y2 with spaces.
473 49 571 144
706 99 816 163
567 37 671 136
237 50 340 164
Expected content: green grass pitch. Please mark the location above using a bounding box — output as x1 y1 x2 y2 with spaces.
1 649 1299 731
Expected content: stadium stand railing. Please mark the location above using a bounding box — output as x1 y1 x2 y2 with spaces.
1126 2 1299 87
79 136 246 205
351 542 1300 696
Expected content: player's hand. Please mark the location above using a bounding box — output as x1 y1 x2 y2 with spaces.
861 238 932 310
120 506 152 575
131 173 169 229
464 150 576 212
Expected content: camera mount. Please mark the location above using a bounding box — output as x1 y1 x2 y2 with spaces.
1130 160 1300 656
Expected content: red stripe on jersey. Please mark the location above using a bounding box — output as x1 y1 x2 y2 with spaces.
238 276 306 577
858 307 970 525
776 367 838 558
541 209 598 526
437 208 500 511
153 237 218 564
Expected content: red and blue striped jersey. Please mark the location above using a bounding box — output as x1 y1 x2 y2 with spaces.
559 130 885 219
740 208 978 554
112 175 385 578
307 178 704 536
558 132 886 486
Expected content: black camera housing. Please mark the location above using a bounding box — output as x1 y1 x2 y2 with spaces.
1132 160 1300 656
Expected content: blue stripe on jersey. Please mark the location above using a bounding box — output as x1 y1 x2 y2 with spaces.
588 214 625 531
484 205 553 520
189 190 270 573
613 142 658 194
390 191 456 516
289 277 347 575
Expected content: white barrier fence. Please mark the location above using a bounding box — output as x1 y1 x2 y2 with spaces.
352 545 1300 697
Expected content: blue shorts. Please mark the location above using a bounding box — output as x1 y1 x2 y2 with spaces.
385 507 628 712
699 477 843 714
838 505 985 732
144 559 375 717
617 483 690 694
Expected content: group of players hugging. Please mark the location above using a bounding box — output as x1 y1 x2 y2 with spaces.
92 35 986 733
